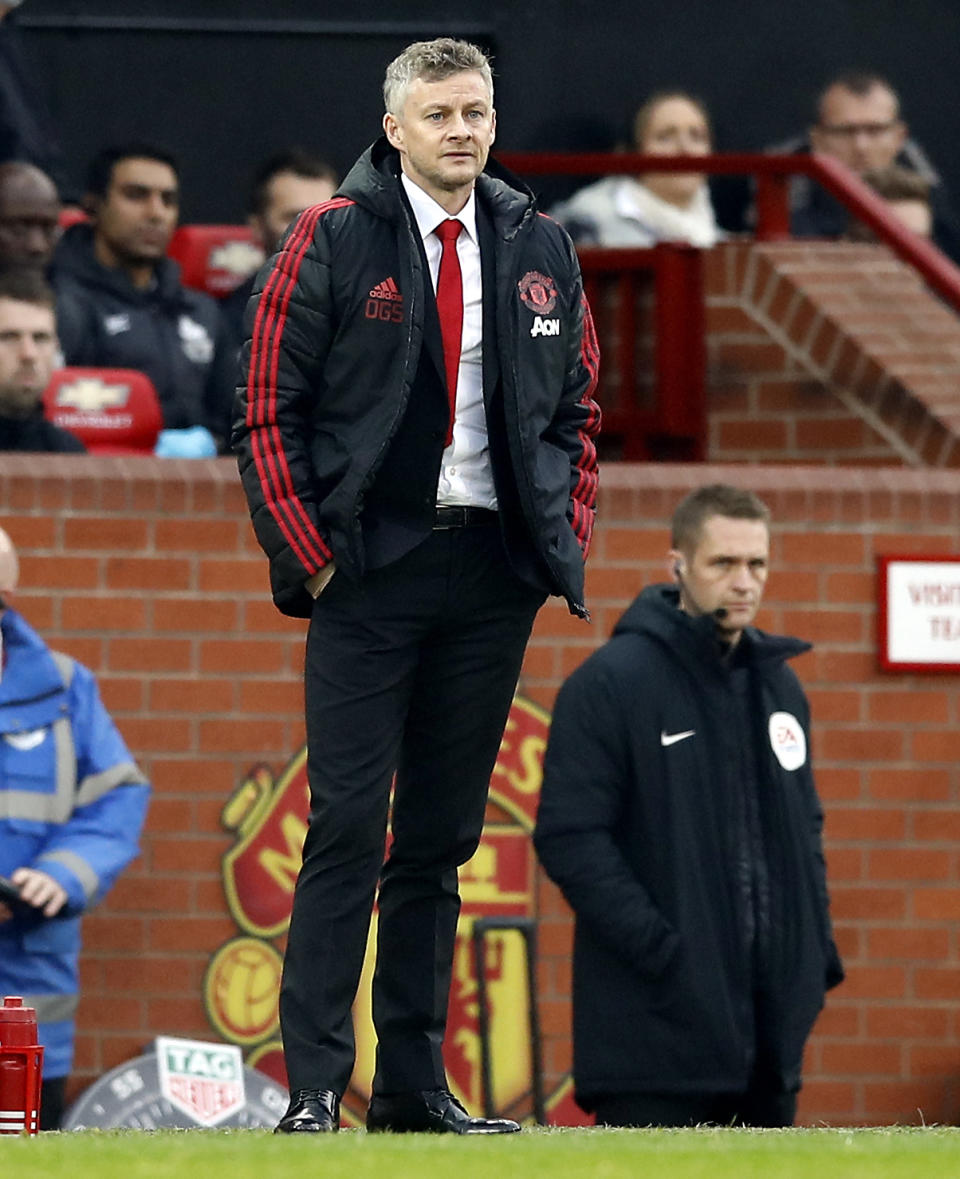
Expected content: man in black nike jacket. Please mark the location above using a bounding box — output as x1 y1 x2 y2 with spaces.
233 36 600 1135
535 483 843 1127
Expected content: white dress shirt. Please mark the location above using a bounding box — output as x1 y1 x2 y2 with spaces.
401 174 498 509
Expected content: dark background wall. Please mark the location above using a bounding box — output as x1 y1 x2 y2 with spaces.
17 0 960 222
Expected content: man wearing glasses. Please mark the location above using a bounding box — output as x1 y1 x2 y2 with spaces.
787 71 960 261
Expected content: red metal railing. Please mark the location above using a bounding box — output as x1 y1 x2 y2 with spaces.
498 152 960 459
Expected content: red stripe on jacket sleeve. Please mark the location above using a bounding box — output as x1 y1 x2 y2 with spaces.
244 198 353 572
571 292 601 557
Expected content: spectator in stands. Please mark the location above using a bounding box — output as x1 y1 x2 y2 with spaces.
848 166 933 242
778 72 960 261
551 91 720 247
0 524 150 1129
50 143 234 449
0 161 60 270
221 148 338 347
0 3 69 197
0 267 84 452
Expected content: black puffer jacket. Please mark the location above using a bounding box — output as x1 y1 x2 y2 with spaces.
52 224 235 439
232 137 600 618
534 585 844 1109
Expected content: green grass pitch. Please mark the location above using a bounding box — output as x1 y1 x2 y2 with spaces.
4 1127 960 1179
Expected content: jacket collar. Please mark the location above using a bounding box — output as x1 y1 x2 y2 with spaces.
339 137 536 240
614 583 811 670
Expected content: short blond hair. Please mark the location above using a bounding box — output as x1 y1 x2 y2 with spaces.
383 37 493 115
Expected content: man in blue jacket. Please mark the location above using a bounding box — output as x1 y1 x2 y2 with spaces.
535 484 843 1127
0 525 150 1129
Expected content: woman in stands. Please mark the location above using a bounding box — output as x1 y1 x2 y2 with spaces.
552 91 720 248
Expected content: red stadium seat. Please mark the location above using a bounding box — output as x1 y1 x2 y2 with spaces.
43 367 164 455
167 224 264 297
58 207 89 230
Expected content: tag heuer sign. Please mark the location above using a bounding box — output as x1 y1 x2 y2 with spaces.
157 1036 246 1126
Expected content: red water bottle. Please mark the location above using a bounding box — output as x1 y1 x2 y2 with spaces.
0 996 44 1135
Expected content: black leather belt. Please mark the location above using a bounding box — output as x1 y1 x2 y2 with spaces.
433 506 499 529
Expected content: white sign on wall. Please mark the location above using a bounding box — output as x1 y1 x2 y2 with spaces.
878 555 960 673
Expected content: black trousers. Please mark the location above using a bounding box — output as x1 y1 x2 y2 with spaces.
279 522 545 1096
593 1070 797 1129
40 1076 66 1131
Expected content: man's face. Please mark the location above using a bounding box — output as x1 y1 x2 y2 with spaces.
383 70 496 211
0 173 61 268
253 171 337 255
811 84 906 174
92 157 179 267
0 297 58 419
671 515 770 643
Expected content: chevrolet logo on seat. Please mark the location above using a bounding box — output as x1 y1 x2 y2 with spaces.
55 378 131 411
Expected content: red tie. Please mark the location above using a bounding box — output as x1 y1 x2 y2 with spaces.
434 218 464 446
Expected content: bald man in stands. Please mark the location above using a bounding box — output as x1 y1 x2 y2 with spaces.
0 161 60 270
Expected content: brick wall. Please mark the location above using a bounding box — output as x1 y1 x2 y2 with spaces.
3 454 960 1126
705 241 960 467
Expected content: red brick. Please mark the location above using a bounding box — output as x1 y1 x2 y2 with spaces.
820 1041 902 1075
795 1081 857 1124
838 964 908 999
826 807 906 841
908 1044 960 1077
914 888 960 920
860 1079 949 1121
200 639 288 675
811 1004 861 1037
64 517 149 551
913 966 960 999
83 915 147 952
106 556 193 591
116 717 193 753
867 848 952 882
913 811 960 841
831 887 906 921
109 876 192 913
77 996 145 1030
61 595 147 632
109 637 193 672
866 926 951 959
868 768 951 802
147 997 213 1034
148 916 238 953
155 518 241 552
911 730 960 762
869 691 949 725
150 678 235 714
781 530 869 566
814 768 863 801
199 717 290 754
866 1006 951 1039
716 418 788 450
20 555 101 589
154 598 240 633
820 728 905 762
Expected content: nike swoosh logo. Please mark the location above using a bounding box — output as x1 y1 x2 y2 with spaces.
660 729 695 747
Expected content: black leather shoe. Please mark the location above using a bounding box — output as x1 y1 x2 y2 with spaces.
275 1088 340 1133
367 1088 520 1134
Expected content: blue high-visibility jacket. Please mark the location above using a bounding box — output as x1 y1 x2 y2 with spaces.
0 607 150 1079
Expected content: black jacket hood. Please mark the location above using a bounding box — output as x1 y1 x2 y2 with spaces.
338 137 538 238
614 582 811 666
53 222 190 311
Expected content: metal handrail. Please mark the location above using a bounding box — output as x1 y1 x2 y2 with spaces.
498 151 960 316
